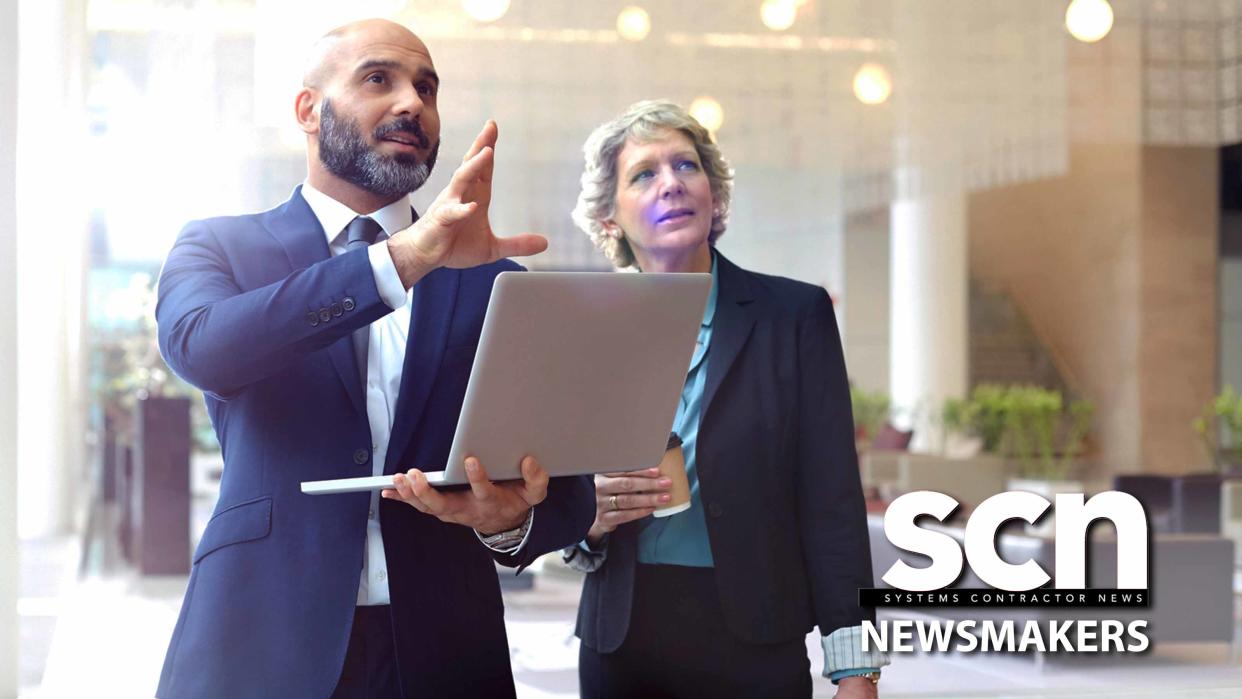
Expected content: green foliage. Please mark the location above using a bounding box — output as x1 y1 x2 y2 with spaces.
967 384 1010 453
941 384 1094 480
940 397 976 435
1192 385 1242 471
850 385 890 444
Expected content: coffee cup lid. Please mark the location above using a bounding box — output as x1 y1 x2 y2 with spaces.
666 432 683 450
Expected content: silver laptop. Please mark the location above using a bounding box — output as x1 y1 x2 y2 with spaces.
301 271 711 494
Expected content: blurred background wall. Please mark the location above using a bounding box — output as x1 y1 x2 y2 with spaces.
5 0 1233 549
6 0 1232 537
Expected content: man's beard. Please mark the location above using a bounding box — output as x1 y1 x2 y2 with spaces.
318 98 439 198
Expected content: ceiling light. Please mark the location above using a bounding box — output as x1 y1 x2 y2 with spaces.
617 6 651 42
1065 0 1113 43
760 0 797 32
462 0 510 23
689 96 724 133
853 63 892 105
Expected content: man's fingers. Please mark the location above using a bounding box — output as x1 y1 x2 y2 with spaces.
464 458 496 501
433 201 478 226
462 120 498 163
407 469 448 511
391 472 416 499
518 456 549 506
493 233 548 260
385 473 429 513
446 147 493 199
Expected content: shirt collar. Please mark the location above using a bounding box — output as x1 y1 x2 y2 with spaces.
702 251 719 329
300 181 414 245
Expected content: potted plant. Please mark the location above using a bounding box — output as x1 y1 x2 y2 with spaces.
967 384 1011 456
939 396 984 458
1176 387 1242 534
943 384 1093 535
1192 385 1242 474
850 384 890 452
1004 386 1094 484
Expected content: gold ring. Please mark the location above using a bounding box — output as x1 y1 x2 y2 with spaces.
609 495 618 511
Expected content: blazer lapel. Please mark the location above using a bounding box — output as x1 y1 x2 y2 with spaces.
384 267 460 474
262 186 366 415
701 252 757 424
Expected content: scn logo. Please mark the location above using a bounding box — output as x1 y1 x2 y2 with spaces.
882 491 1149 592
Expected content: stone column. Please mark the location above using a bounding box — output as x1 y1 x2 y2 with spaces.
889 194 969 452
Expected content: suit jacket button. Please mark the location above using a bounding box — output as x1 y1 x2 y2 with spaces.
354 448 369 465
307 311 319 327
319 307 331 322
342 297 356 312
331 302 343 317
707 503 723 518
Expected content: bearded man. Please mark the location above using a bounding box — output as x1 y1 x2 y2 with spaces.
153 19 595 699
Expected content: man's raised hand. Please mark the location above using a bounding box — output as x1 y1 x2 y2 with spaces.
387 120 547 287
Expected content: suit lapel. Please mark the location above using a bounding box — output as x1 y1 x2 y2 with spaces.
701 253 757 425
262 186 366 415
384 267 460 474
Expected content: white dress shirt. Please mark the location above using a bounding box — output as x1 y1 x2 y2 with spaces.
302 182 413 606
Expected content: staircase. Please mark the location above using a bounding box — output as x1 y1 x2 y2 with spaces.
969 282 1072 394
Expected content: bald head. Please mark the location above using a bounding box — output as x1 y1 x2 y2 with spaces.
294 17 442 210
303 19 431 89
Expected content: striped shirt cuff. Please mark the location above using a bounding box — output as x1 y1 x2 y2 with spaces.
829 667 881 684
822 625 890 678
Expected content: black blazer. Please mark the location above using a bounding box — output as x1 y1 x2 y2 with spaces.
575 252 876 652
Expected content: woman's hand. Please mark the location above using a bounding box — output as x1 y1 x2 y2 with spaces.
834 676 878 698
585 467 672 545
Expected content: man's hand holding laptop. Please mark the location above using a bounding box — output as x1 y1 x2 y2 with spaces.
382 455 550 535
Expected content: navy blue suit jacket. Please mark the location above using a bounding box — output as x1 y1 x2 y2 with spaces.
154 188 594 698
575 253 875 652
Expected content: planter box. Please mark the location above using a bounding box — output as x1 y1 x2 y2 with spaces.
861 452 1012 510
1111 474 1173 533
131 395 192 576
117 441 134 563
1171 473 1223 535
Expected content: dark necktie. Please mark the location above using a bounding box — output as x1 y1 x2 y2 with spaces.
345 216 382 383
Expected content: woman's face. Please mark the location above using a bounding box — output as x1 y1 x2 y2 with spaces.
606 128 716 270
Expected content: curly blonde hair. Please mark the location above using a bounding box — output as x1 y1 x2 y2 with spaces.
571 100 734 269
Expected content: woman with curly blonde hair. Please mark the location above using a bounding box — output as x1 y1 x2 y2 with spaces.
563 100 887 699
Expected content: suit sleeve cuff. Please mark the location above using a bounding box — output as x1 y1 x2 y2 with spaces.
561 534 608 573
822 626 890 677
476 508 534 554
368 242 408 310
